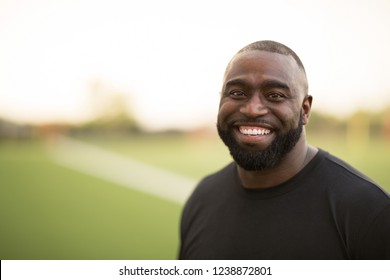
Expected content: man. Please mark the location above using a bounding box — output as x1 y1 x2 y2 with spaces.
179 40 390 259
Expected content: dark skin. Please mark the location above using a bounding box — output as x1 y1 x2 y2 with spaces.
218 50 317 189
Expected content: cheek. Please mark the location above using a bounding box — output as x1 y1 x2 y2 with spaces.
272 105 299 129
217 100 237 123
285 110 302 129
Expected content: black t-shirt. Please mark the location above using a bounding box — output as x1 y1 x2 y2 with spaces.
179 149 390 259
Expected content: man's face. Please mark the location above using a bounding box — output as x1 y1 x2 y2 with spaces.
217 50 310 171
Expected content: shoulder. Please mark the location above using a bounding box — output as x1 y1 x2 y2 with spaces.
181 162 236 220
316 149 389 201
316 150 390 256
187 162 236 200
180 162 237 242
310 149 390 226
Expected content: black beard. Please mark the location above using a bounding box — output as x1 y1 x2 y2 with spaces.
217 116 303 171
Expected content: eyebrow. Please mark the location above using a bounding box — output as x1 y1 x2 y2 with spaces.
224 78 290 91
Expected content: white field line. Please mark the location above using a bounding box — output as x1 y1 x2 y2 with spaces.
47 136 196 204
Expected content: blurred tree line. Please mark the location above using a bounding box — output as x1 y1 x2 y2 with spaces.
70 80 141 136
0 80 141 140
306 107 390 143
2 107 390 142
1 79 390 143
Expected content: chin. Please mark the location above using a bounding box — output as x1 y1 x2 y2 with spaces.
217 120 303 171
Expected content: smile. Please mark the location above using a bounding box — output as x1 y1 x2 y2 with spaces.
239 126 271 136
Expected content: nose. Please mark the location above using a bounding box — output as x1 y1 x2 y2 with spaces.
240 95 268 117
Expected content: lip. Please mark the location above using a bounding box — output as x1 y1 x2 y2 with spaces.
233 120 275 130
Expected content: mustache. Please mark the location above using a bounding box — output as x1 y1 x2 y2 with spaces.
228 117 277 129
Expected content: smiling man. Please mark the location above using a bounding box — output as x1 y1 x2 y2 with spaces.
179 40 390 259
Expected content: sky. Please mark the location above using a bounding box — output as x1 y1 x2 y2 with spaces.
1 0 390 130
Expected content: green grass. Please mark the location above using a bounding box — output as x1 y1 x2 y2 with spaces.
0 140 181 259
81 133 390 191
1 133 389 260
77 133 232 180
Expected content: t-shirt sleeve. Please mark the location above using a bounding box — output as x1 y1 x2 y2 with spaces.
357 205 390 259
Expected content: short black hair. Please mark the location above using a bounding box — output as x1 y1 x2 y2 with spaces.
235 40 308 95
237 40 306 75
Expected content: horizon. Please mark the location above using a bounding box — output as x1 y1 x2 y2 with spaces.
1 0 390 131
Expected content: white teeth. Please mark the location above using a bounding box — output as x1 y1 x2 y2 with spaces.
239 127 271 136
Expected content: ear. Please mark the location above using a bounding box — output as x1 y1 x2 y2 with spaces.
301 95 313 125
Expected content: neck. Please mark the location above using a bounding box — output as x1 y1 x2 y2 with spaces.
237 135 317 189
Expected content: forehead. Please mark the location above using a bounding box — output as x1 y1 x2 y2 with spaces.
224 50 303 87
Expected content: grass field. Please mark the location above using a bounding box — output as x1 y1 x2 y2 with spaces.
1 132 389 260
0 140 184 259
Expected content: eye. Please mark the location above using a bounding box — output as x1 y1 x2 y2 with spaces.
267 92 285 101
228 90 246 99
